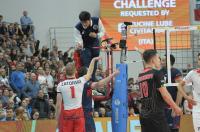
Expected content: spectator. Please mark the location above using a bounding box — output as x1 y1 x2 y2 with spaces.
37 67 48 99
8 24 15 36
58 50 63 60
0 100 6 121
44 68 54 98
9 89 21 107
31 90 50 119
49 111 55 119
31 109 39 120
50 69 57 81
5 107 15 121
129 107 136 117
0 22 8 35
23 41 33 57
15 106 28 120
99 107 106 117
25 57 33 72
13 22 23 37
0 15 3 24
41 45 49 59
10 63 25 97
7 99 16 110
93 111 99 118
20 11 33 37
0 67 10 88
20 99 31 119
0 52 8 68
32 61 40 72
48 98 55 113
44 61 50 69
1 89 9 107
25 72 31 81
22 73 40 99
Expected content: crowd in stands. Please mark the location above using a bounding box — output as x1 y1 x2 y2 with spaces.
0 13 192 122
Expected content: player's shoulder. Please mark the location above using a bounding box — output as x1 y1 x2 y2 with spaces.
139 68 153 76
153 68 163 74
171 67 181 74
186 69 196 75
153 68 164 78
91 17 99 20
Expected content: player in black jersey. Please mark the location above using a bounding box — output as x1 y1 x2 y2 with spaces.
138 49 182 132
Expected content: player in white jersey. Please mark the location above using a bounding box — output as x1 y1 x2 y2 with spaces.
55 57 101 132
178 54 200 132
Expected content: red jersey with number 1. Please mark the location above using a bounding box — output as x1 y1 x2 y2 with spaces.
57 77 86 110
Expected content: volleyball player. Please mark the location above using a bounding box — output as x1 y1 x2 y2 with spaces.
78 67 119 132
178 53 200 132
55 57 100 132
138 49 182 132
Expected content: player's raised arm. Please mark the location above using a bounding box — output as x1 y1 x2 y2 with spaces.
91 69 119 89
84 57 101 81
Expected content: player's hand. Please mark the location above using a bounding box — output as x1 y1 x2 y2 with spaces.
93 57 102 61
89 32 97 38
186 96 197 106
113 69 120 76
173 106 183 116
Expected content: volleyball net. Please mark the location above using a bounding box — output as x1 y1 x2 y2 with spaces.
127 25 200 86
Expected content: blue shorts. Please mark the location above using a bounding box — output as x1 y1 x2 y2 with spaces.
164 108 180 129
84 109 96 132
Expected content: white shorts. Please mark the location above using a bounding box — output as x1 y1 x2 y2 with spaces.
193 112 200 132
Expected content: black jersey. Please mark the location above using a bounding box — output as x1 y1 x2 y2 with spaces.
138 68 166 118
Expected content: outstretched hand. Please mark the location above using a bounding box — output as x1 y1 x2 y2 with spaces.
113 69 120 76
171 106 183 117
187 96 197 106
93 57 102 61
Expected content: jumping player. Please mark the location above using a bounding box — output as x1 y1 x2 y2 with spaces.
138 49 182 132
78 67 119 132
55 57 101 132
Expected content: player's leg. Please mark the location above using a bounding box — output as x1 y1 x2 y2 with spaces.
171 116 180 132
84 111 96 132
192 112 200 132
62 119 73 132
80 48 92 67
74 117 86 132
164 108 173 129
61 109 76 132
140 114 170 132
73 107 85 132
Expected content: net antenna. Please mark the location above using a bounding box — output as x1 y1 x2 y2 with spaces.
154 26 200 87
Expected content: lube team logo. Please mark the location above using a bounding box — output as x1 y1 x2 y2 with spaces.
93 25 98 30
100 0 190 50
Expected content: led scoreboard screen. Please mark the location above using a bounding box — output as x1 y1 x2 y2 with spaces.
100 0 190 50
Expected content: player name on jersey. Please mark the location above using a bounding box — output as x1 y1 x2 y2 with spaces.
61 79 82 86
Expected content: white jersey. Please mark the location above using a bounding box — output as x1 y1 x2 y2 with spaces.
184 69 200 112
57 77 86 110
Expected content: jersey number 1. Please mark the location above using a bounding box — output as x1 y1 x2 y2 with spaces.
70 86 76 98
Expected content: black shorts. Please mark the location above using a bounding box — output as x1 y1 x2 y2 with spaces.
140 114 170 132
